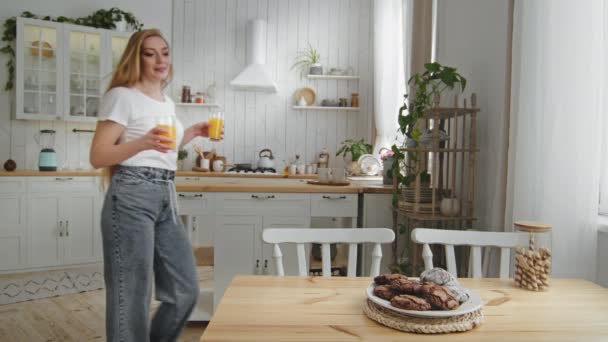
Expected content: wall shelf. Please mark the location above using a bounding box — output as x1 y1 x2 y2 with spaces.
307 74 360 80
292 106 359 111
176 103 220 108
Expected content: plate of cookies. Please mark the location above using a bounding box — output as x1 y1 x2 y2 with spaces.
366 268 483 318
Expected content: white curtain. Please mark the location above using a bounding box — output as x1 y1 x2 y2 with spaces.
505 0 605 280
372 0 407 154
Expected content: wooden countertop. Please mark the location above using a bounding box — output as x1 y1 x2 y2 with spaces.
0 170 392 194
0 170 101 176
0 170 315 179
202 276 608 341
175 179 392 194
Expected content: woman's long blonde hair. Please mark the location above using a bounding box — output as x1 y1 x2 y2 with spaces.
101 28 173 187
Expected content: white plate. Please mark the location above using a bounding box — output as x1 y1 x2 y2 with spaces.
357 154 381 176
366 282 483 318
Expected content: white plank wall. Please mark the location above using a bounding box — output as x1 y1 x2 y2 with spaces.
0 0 373 171
172 0 374 168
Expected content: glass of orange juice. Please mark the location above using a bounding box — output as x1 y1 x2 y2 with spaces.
209 112 224 141
155 116 177 150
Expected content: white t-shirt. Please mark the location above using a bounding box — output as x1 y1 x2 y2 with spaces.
98 87 184 171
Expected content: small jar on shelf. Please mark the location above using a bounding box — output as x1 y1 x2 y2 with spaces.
193 92 205 104
350 93 359 107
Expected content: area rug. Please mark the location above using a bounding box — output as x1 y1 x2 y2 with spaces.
0 266 104 305
1 263 213 305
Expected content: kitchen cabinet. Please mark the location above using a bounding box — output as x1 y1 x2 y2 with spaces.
362 193 394 275
0 176 102 272
177 192 214 246
15 17 131 121
0 178 28 270
27 177 102 268
213 193 311 308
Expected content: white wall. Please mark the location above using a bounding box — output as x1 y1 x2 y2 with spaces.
435 0 511 231
0 1 171 170
172 0 374 169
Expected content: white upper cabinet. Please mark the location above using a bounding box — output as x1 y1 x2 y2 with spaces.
16 19 63 121
15 18 132 122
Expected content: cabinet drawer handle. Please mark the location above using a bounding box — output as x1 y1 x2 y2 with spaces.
55 177 74 181
59 220 63 237
65 220 69 237
251 195 275 199
322 195 347 200
178 193 204 199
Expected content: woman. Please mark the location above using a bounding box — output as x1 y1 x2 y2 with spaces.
90 29 214 341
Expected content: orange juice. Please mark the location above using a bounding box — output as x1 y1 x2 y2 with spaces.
209 117 224 141
156 124 176 149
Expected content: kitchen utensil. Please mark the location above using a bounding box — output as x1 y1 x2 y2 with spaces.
358 154 381 176
366 282 483 318
258 149 275 169
331 168 347 183
294 87 316 106
199 158 210 171
34 129 57 171
318 168 331 182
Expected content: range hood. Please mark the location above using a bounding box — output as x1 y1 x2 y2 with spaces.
230 19 278 93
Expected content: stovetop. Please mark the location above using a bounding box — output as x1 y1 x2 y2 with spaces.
227 165 277 174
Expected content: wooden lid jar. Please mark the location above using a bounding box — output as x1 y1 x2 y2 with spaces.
513 221 552 291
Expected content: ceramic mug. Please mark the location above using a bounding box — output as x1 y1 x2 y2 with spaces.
331 168 347 183
318 168 331 182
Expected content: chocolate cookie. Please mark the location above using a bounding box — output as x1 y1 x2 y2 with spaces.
420 268 469 303
373 273 408 285
373 285 397 300
389 278 423 295
390 294 431 311
419 284 460 310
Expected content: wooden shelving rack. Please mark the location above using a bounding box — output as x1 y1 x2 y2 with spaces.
392 93 479 276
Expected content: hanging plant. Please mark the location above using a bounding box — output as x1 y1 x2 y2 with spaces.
1 8 143 90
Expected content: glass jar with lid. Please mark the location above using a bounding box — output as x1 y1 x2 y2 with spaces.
513 221 552 291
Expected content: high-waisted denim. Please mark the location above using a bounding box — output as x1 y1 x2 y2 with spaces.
101 165 199 342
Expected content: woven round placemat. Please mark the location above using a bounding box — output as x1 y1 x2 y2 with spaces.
363 299 483 334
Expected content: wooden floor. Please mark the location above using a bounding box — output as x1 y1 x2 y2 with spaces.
0 288 207 342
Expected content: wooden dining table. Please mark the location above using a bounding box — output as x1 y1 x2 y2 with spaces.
200 275 608 341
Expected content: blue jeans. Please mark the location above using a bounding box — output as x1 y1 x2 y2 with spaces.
101 166 199 342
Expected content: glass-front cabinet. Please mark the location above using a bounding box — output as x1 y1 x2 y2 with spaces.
65 25 103 121
16 20 63 120
15 18 131 122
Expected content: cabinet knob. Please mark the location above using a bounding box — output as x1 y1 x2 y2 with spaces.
263 259 269 275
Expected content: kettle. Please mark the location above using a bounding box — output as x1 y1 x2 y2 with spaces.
258 149 275 169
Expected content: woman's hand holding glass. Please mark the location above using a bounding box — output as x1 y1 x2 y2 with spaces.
138 126 175 153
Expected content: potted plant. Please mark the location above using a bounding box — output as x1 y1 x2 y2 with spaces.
291 42 322 77
336 138 372 176
390 62 467 192
177 149 188 171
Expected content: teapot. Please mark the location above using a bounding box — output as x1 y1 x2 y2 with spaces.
258 149 275 169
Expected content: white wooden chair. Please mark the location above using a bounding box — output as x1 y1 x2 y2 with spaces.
411 228 529 278
262 228 395 277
